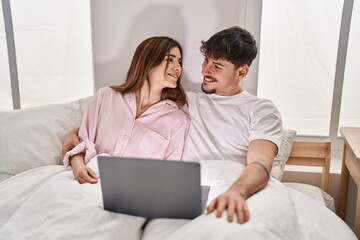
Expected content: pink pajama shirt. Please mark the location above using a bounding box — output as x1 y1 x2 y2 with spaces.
63 87 190 168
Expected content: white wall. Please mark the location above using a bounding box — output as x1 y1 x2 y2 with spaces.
90 0 243 92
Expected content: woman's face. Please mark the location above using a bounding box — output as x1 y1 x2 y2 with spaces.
148 47 182 90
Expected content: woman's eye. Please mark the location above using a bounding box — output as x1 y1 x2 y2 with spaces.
215 65 221 70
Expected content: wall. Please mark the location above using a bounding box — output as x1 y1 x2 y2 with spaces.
90 0 243 92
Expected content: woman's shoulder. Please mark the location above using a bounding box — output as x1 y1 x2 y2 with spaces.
163 100 190 122
97 87 128 99
88 87 129 106
98 86 116 95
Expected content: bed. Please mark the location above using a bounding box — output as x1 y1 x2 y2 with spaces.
282 139 336 212
0 97 356 239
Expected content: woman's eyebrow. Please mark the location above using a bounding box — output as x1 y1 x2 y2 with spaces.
169 54 182 61
169 54 179 58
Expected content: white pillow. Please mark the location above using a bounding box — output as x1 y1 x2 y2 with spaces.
270 128 297 180
200 160 245 187
200 128 296 184
200 160 246 205
0 97 90 182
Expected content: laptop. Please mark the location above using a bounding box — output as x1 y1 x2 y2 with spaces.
97 156 209 219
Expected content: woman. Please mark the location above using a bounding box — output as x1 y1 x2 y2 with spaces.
63 36 190 184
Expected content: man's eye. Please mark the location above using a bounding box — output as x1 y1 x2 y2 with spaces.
215 65 221 70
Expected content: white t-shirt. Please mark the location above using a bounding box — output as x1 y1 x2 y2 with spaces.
183 91 283 165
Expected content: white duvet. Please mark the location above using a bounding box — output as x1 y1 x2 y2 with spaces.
0 157 356 240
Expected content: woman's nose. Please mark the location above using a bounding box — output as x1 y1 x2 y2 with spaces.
174 62 182 72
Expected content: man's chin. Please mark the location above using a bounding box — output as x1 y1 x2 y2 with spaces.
201 83 216 94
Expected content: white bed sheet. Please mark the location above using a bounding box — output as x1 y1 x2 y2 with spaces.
0 158 356 240
141 187 345 240
0 164 145 240
283 182 336 212
141 160 355 240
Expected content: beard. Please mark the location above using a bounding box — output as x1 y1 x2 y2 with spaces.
201 83 216 94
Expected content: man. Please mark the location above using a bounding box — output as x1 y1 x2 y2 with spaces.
181 26 282 224
62 26 282 225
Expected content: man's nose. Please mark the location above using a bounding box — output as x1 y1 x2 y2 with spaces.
202 62 211 75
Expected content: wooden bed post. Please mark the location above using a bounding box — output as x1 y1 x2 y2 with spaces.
287 139 331 193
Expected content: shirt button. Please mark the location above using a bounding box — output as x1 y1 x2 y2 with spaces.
123 135 128 140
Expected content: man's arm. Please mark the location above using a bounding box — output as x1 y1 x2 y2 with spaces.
62 128 98 184
206 139 277 224
62 127 80 158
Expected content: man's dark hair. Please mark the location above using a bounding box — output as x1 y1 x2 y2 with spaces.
200 26 258 68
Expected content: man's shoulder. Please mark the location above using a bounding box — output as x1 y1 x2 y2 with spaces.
184 90 277 108
185 90 202 98
185 91 207 103
241 93 277 108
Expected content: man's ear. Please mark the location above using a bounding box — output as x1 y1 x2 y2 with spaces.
238 65 249 78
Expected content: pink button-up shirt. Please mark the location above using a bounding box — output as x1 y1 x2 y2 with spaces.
63 87 190 168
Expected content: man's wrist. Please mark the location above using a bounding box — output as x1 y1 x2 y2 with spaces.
229 182 248 199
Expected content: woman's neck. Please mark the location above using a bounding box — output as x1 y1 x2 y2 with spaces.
135 83 162 118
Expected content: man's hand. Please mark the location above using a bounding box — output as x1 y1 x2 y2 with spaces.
207 139 276 224
71 154 98 184
206 187 249 224
62 128 80 158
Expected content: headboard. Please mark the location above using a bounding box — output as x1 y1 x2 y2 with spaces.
286 139 331 193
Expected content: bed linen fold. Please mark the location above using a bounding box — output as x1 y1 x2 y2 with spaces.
0 158 145 240
0 157 356 240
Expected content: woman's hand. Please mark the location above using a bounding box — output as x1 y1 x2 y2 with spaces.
70 154 98 184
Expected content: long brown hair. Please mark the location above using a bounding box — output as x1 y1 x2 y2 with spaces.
111 36 187 107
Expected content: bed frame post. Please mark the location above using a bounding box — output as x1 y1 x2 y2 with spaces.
287 139 331 193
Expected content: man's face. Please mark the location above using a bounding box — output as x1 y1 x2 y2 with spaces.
201 56 245 96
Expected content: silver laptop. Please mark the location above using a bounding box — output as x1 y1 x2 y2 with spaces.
98 156 209 219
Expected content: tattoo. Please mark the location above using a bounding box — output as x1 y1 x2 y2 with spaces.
249 161 270 179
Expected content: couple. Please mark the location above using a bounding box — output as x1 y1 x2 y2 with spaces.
62 26 283 225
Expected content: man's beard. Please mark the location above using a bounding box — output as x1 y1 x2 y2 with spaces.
201 83 216 94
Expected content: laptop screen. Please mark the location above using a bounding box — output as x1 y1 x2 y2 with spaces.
98 156 206 219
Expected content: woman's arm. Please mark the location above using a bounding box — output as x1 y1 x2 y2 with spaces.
62 88 106 183
62 129 98 183
70 153 98 184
